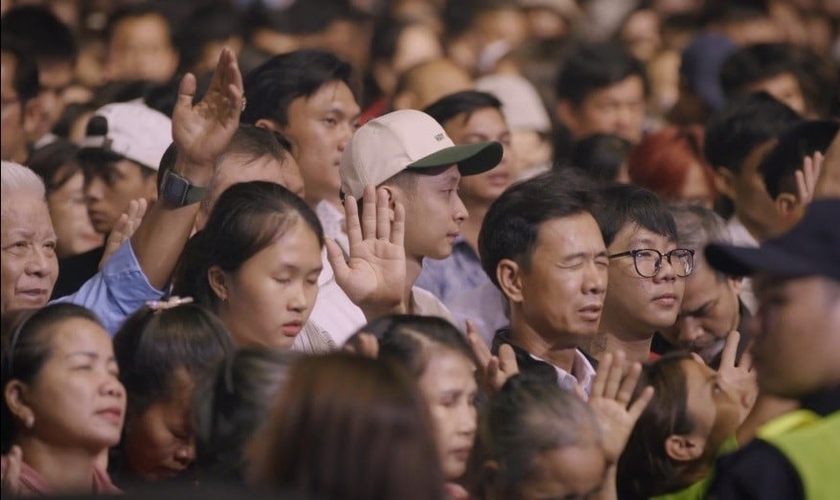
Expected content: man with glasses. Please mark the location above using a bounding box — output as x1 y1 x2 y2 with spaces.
590 184 693 364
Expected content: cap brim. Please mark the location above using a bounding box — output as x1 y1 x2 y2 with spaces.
407 141 503 177
705 243 824 278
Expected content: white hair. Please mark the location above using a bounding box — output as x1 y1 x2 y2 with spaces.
1 161 46 199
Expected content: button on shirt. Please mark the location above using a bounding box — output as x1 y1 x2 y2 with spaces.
415 236 490 307
51 240 165 335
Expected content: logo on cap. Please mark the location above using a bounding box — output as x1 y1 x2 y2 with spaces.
434 133 444 141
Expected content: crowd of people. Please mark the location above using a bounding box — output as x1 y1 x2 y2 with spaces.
1 0 839 498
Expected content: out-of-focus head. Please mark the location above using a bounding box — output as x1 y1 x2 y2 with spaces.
113 302 235 481
703 1 783 46
194 347 299 481
176 3 244 77
1 161 57 314
479 170 607 342
555 42 647 143
617 352 742 499
369 16 443 98
1 304 124 456
627 126 717 209
105 4 178 83
663 205 741 363
720 43 809 116
568 133 633 184
243 49 359 207
0 36 40 165
677 33 738 112
357 314 479 480
469 376 606 500
392 58 473 111
173 182 324 351
249 353 447 500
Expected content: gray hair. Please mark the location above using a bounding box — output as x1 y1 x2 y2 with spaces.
1 161 46 199
668 204 732 280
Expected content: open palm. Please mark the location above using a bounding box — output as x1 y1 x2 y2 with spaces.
328 186 407 318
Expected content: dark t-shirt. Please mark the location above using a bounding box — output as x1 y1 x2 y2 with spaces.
51 245 104 299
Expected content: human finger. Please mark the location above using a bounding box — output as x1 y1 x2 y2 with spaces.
604 350 626 399
376 187 390 240
343 194 362 250
721 331 740 370
591 352 612 398
628 386 655 421
361 185 377 240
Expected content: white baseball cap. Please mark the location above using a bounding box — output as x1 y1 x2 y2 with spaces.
80 101 172 171
475 73 552 134
340 109 503 200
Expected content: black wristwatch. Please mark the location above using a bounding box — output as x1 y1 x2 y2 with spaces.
160 169 208 207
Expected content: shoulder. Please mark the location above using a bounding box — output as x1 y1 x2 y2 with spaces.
709 439 803 500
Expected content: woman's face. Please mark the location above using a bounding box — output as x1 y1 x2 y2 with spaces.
417 349 478 480
675 161 716 209
47 171 104 258
123 368 195 481
16 317 125 451
680 358 741 456
217 218 323 350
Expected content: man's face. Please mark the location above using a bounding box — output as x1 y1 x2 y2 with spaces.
83 159 158 235
443 107 514 204
391 165 468 261
106 14 178 83
280 81 360 207
745 72 806 117
560 75 646 143
516 213 609 345
750 274 840 399
1 192 59 313
662 261 741 361
603 225 686 338
717 140 782 239
1 52 27 163
196 153 305 231
34 60 74 142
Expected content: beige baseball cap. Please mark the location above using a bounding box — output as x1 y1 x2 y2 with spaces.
340 109 503 200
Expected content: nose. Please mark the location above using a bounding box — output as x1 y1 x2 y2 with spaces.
677 317 704 343
583 260 608 295
84 175 104 202
101 376 126 400
453 195 468 223
25 246 52 277
174 439 196 466
337 121 354 152
654 254 678 282
287 282 307 313
458 404 477 437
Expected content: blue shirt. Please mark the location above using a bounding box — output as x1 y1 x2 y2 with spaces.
51 241 165 335
415 237 490 307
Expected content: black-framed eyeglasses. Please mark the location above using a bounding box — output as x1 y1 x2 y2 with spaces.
608 248 695 278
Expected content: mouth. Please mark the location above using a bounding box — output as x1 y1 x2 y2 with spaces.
578 304 603 321
446 232 460 242
449 447 472 462
96 407 124 423
653 293 679 307
17 289 49 302
281 322 303 336
485 172 510 186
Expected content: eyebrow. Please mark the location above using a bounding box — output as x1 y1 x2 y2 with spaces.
688 299 716 316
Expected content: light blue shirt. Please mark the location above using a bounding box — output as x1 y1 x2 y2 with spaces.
416 236 491 307
51 241 165 335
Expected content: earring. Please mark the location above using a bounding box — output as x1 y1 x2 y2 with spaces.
24 415 34 429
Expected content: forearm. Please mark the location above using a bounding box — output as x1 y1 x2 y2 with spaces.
597 465 618 500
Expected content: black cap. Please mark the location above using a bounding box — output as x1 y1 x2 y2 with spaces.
705 199 840 281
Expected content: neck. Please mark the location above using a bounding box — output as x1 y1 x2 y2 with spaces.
509 309 579 374
734 209 774 243
17 437 100 494
596 315 653 364
460 198 490 251
405 255 423 311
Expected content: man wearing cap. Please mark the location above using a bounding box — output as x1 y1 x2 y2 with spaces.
328 109 503 321
52 101 171 298
704 198 840 499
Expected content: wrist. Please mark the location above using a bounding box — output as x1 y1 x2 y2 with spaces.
171 157 213 186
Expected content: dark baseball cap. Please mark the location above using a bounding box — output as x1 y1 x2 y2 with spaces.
705 199 840 281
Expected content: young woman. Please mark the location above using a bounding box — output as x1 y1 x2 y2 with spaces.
111 299 234 485
173 181 331 352
249 352 447 500
1 304 123 495
193 347 299 481
351 314 480 498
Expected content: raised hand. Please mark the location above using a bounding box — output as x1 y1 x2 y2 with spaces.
328 185 407 320
588 351 654 463
343 332 380 359
717 331 757 420
99 198 148 270
795 152 823 206
172 47 243 176
466 319 518 394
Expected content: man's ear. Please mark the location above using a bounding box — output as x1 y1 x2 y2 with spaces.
555 100 580 136
4 380 34 428
497 259 523 304
22 96 42 140
380 185 398 220
665 433 705 462
714 167 737 200
255 118 283 134
774 192 798 219
207 266 229 303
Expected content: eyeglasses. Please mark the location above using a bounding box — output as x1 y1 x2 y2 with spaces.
608 248 695 278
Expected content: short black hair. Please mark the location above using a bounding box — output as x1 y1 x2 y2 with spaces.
242 49 356 126
555 42 647 105
479 169 599 288
567 133 633 183
720 43 804 102
106 4 174 48
704 92 801 175
177 3 243 74
592 184 678 248
0 5 77 63
423 91 503 127
0 35 40 105
702 0 770 26
760 120 839 199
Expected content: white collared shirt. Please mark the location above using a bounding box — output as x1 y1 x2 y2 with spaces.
529 349 597 398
